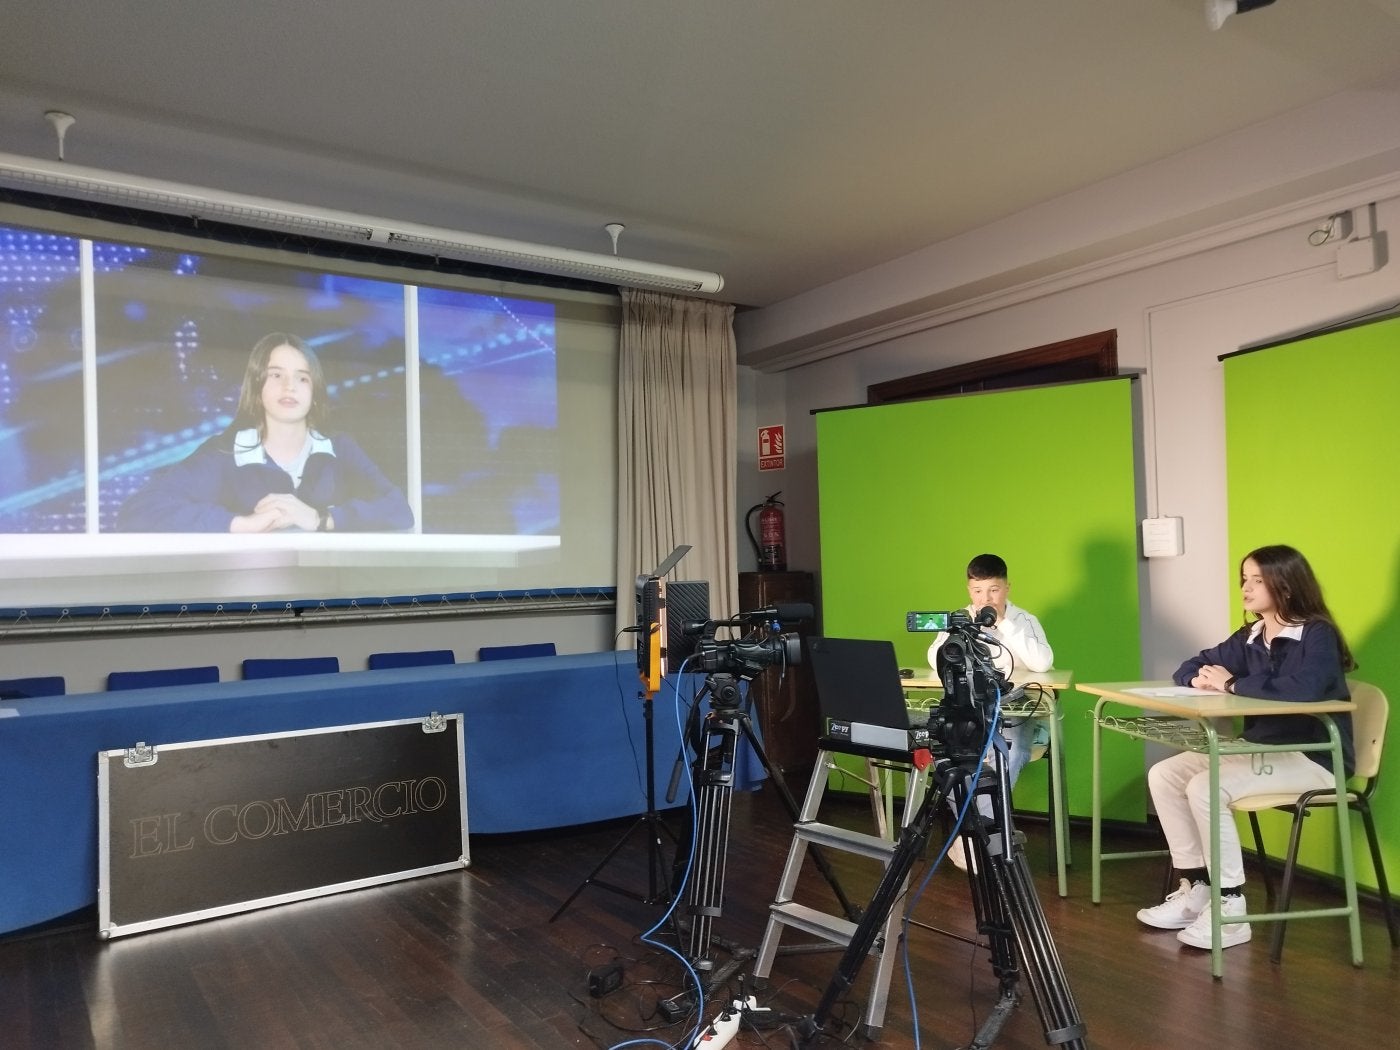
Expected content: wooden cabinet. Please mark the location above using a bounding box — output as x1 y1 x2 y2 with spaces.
739 571 819 776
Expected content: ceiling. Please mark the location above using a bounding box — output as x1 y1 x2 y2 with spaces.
4 1 1400 309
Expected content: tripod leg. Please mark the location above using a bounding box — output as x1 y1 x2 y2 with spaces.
800 764 957 1042
674 685 765 982
971 750 1087 1050
685 718 737 968
997 848 1086 1049
958 775 1022 993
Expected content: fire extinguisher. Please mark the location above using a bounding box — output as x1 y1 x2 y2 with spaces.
746 492 787 572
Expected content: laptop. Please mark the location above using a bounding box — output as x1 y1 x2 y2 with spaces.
806 636 932 755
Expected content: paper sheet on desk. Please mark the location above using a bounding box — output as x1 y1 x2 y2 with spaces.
1125 686 1225 698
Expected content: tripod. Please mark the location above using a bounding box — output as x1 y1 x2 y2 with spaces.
550 684 676 921
798 737 1086 1049
670 672 858 990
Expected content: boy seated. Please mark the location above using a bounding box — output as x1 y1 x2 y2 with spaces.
927 553 1054 868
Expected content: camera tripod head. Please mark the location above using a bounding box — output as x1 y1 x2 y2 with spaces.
705 671 745 709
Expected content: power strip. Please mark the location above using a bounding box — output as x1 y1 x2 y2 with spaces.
686 996 769 1049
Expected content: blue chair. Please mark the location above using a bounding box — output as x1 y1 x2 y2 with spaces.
107 666 220 691
0 675 67 700
367 649 455 670
477 642 557 661
242 657 340 680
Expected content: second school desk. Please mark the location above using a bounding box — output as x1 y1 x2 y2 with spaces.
903 668 1074 896
1077 680 1359 977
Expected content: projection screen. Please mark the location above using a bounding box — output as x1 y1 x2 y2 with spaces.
0 209 619 610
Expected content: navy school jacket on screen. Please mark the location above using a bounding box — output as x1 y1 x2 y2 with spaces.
116 430 414 533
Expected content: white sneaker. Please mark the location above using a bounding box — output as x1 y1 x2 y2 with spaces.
1177 893 1252 949
1137 878 1210 930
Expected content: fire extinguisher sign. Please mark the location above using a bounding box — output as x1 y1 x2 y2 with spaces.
758 425 785 471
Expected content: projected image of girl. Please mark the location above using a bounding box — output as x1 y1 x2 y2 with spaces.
117 333 413 533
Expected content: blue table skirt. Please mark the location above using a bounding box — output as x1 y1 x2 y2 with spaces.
0 651 766 934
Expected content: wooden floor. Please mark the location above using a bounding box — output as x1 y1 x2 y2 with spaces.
2 780 1396 1049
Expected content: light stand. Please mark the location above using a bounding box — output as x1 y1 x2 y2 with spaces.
550 679 676 920
551 546 691 921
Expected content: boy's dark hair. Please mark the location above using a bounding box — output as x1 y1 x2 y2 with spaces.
966 553 1008 581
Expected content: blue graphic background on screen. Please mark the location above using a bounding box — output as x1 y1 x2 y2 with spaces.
92 247 410 532
1 221 561 538
417 286 557 535
0 227 90 533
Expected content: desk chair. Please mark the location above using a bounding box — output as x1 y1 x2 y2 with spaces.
242 656 340 680
1232 680 1398 962
368 649 455 670
0 675 66 700
107 666 220 691
478 642 557 661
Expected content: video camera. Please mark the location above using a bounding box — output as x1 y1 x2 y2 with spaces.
929 606 1019 761
683 602 811 681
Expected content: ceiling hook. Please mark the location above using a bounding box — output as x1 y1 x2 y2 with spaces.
45 110 76 161
605 222 625 257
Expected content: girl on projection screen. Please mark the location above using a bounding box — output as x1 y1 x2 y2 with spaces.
117 333 413 533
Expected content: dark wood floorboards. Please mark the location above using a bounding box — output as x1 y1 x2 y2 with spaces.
2 783 1397 1049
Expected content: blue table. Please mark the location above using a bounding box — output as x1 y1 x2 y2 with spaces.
0 652 765 934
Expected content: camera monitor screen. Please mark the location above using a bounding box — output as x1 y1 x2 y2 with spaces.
906 611 952 632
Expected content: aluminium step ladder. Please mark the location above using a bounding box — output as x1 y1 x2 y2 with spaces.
751 746 930 1037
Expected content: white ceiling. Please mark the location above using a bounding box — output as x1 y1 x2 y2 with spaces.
4 1 1400 308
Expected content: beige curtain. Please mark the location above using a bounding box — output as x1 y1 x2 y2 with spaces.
615 289 739 648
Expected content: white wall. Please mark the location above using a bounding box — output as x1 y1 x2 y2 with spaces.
736 86 1400 368
743 198 1400 674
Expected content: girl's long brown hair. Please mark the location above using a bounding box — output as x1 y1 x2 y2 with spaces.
1243 544 1356 671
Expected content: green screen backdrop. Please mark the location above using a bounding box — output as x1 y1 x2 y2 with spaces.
1224 314 1400 891
815 377 1144 821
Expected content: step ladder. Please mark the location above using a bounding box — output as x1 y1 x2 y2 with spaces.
751 747 930 1038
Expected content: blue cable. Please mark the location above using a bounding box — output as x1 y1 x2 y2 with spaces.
606 658 706 1050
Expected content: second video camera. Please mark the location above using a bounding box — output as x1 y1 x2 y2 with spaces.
685 601 811 679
